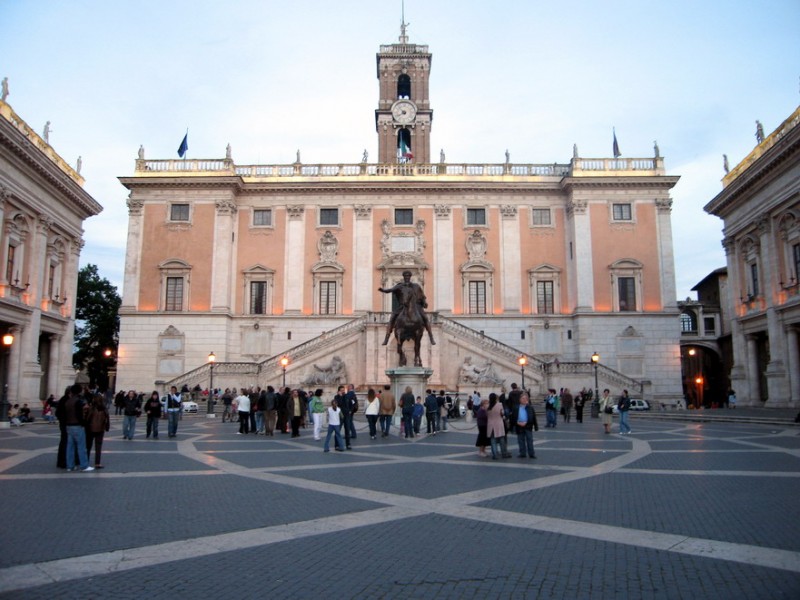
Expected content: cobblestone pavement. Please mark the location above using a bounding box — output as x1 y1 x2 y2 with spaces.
1 413 798 599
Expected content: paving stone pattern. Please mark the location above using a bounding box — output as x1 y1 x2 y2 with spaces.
0 414 798 599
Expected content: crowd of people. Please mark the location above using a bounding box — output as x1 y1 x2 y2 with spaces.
38 377 637 471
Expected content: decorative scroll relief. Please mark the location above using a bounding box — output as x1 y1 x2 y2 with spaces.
655 197 673 213
215 198 237 215
434 204 451 218
756 212 771 235
466 229 487 260
380 218 427 259
500 205 517 218
126 195 144 216
354 204 372 219
37 214 53 234
318 230 339 262
287 205 305 219
566 199 587 215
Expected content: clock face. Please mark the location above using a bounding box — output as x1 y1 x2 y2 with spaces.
392 100 417 124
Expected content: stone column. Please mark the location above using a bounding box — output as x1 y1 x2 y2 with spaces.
353 206 373 312
757 215 788 405
655 198 677 310
59 239 82 386
47 333 61 398
746 335 760 404
211 198 237 312
121 195 144 310
723 237 748 395
433 205 453 312
284 206 305 314
786 327 800 406
500 206 521 311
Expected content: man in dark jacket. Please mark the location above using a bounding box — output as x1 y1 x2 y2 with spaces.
62 384 93 471
513 393 539 459
425 389 438 435
343 384 358 443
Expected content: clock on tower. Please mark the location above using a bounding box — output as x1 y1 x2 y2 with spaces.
375 22 433 164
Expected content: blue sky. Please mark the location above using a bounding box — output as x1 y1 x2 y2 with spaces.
2 0 798 298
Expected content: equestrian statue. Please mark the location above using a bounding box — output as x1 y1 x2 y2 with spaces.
378 270 436 367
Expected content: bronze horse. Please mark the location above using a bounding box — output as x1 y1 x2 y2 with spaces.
393 284 425 367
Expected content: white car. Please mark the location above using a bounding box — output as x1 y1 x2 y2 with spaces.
612 399 650 413
182 401 198 413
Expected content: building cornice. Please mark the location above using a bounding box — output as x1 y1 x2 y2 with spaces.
705 107 800 217
0 106 103 218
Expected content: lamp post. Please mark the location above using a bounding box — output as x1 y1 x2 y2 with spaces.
695 375 704 410
518 355 527 392
207 352 216 417
0 333 13 427
591 351 600 418
280 356 289 388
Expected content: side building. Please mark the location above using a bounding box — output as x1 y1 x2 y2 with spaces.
0 98 103 411
117 29 683 403
705 106 800 407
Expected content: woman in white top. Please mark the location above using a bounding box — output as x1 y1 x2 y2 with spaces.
235 389 251 434
365 388 380 439
324 398 345 452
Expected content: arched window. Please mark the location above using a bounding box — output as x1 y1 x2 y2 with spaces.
397 74 411 99
397 128 413 163
680 310 697 333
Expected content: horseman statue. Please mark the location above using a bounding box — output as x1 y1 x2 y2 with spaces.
378 270 436 366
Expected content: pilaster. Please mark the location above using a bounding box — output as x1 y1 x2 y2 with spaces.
284 206 305 313
122 195 144 309
500 206 521 311
211 198 237 313
434 205 453 312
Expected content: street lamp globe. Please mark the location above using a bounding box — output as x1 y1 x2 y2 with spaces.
206 352 216 417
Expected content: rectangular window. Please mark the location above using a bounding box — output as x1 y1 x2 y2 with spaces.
395 208 413 226
319 208 339 226
750 263 759 297
536 281 554 314
793 243 800 282
468 281 486 314
5 244 15 283
532 208 551 225
165 277 184 311
250 281 267 314
704 317 715 335
612 203 632 221
319 281 336 315
170 204 190 221
467 208 486 226
48 264 56 297
253 209 272 227
618 277 636 311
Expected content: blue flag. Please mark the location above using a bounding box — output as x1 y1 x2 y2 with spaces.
177 133 188 158
612 129 621 158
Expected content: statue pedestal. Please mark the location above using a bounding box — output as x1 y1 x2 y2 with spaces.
386 366 434 400
386 367 433 432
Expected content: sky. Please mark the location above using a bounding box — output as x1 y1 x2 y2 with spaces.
1 0 798 299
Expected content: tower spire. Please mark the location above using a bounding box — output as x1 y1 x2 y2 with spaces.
399 0 409 43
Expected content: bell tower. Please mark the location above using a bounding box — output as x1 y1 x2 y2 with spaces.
375 20 433 164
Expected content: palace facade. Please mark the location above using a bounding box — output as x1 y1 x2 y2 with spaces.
0 98 102 409
704 106 800 407
117 28 682 403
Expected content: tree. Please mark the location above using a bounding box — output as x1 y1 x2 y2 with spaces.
73 264 121 390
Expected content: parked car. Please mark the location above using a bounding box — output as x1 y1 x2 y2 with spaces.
612 398 650 413
159 397 199 413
